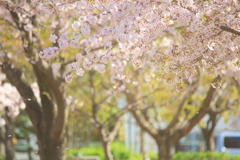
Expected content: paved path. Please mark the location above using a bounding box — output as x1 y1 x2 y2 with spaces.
15 152 40 160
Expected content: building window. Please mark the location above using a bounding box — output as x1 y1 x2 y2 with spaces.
224 137 240 148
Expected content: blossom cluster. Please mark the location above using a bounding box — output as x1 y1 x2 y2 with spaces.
36 0 240 90
0 82 25 118
0 74 40 121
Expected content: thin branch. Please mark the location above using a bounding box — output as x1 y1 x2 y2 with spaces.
61 42 117 70
151 102 162 130
131 87 163 106
0 18 17 29
98 87 163 112
173 83 217 143
220 26 240 36
139 97 174 110
233 77 240 89
0 131 4 143
103 105 131 126
165 74 200 133
107 117 123 141
98 95 112 107
131 109 158 139
165 94 189 133
89 71 96 105
214 102 231 114
1 60 42 132
75 108 95 125
88 71 102 127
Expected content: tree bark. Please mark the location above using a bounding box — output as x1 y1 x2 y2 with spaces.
4 140 15 160
201 123 217 151
37 135 66 160
26 136 33 160
173 85 216 143
200 111 220 152
156 138 175 160
4 108 16 160
140 129 147 160
2 6 69 160
102 141 113 160
2 59 68 160
205 133 215 151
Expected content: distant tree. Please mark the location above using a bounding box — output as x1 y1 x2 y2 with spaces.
0 2 74 159
1 1 240 160
199 80 240 151
68 71 133 160
125 72 239 160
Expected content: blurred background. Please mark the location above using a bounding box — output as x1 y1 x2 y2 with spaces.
0 1 240 160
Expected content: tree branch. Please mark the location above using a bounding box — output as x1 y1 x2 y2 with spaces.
88 71 102 128
75 109 96 126
8 8 67 144
165 74 200 133
107 117 123 141
61 42 117 70
103 105 130 126
165 94 189 133
220 26 240 36
1 60 42 132
173 83 217 143
131 109 158 139
152 103 162 130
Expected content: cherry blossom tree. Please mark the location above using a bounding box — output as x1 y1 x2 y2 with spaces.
0 1 76 160
73 71 127 160
67 70 159 160
34 0 239 88
125 72 239 160
199 79 240 151
34 2 240 151
1 0 240 160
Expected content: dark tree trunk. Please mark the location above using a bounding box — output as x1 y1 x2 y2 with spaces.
27 147 33 160
26 136 33 160
4 108 15 160
201 112 220 151
1 5 69 158
157 138 175 160
201 128 216 151
4 140 15 160
205 133 215 151
37 135 66 160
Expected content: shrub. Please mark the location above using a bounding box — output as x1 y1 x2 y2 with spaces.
111 142 142 160
67 143 240 160
172 152 240 160
67 141 142 160
148 152 158 160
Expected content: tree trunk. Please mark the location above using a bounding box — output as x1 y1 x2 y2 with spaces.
202 129 215 151
26 136 33 160
4 140 15 160
37 135 66 160
206 134 215 151
201 112 219 152
99 127 114 160
4 108 15 160
140 129 147 160
102 141 113 160
157 138 175 160
27 147 33 160
2 45 68 160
